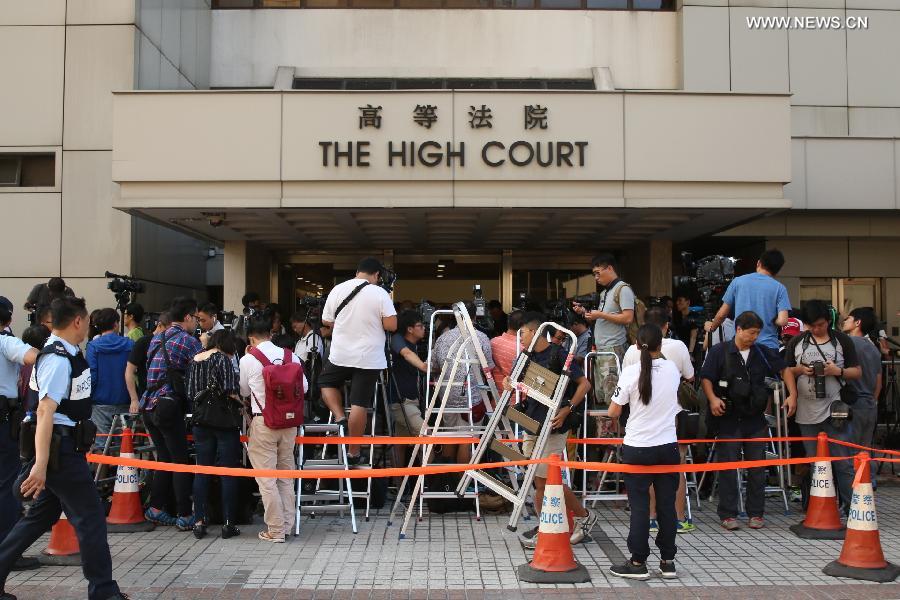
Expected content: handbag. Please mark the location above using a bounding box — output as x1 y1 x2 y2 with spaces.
192 377 242 430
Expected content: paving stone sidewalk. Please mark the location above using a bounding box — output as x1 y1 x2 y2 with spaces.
7 480 900 599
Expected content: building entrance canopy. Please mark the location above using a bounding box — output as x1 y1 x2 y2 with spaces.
112 89 791 251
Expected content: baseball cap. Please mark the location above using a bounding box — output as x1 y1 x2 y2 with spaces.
782 317 802 338
0 296 12 314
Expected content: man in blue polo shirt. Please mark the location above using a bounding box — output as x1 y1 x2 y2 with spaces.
705 249 791 350
0 297 125 600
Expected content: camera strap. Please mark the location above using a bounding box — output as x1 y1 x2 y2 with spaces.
334 281 370 320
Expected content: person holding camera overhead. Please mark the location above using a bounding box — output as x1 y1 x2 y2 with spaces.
319 258 397 464
784 300 860 509
700 311 797 531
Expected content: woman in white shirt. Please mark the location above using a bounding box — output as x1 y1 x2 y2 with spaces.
608 324 682 580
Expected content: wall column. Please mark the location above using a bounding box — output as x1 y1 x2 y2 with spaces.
501 250 513 313
649 240 673 297
223 241 247 313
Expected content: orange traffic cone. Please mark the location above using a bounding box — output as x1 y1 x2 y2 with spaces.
823 453 900 582
39 511 81 566
107 427 154 532
790 432 845 540
517 454 590 583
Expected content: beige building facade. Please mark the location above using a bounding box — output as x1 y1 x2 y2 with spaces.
2 0 899 333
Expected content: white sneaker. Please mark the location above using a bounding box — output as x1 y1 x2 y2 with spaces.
570 508 598 544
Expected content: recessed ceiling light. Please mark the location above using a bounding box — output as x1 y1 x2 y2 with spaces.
438 264 446 268
437 274 444 278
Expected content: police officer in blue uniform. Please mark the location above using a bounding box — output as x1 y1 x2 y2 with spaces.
0 297 126 600
0 304 40 571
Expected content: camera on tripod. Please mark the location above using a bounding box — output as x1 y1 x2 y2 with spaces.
299 296 326 309
673 252 737 323
105 271 145 312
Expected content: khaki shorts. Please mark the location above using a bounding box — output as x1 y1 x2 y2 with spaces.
522 433 568 479
390 399 424 437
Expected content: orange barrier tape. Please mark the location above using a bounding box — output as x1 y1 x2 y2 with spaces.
569 436 818 445
87 448 858 480
86 453 543 480
827 438 900 457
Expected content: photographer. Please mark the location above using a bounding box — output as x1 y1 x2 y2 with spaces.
672 294 699 354
488 300 507 338
701 311 797 530
389 310 428 437
503 312 595 550
840 308 882 472
319 258 397 463
572 253 635 407
141 297 202 530
23 277 74 313
231 292 261 342
290 311 324 364
704 249 791 351
785 300 860 508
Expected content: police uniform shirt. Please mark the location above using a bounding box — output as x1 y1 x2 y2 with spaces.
32 334 87 427
0 334 30 398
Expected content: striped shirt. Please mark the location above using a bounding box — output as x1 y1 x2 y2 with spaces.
186 350 240 402
141 325 202 410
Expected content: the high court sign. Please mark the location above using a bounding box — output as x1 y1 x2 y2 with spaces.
318 100 589 169
112 90 792 206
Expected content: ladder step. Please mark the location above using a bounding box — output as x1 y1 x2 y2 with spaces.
504 406 540 435
299 504 353 511
303 425 343 433
303 460 348 469
490 439 527 463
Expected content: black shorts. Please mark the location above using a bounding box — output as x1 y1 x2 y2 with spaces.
318 359 382 408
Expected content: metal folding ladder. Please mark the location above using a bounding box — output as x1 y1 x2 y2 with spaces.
456 321 578 531
94 412 154 484
580 350 627 504
296 422 358 534
388 303 503 537
318 374 386 522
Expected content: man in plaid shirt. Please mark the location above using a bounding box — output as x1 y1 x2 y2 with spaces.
140 297 202 530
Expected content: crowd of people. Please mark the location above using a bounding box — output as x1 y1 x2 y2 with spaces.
0 247 894 593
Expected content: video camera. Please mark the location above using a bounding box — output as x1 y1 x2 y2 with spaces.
472 284 494 335
299 296 326 309
105 271 145 311
379 268 397 294
672 252 737 322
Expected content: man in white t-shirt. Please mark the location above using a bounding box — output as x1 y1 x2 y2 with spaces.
240 316 308 543
319 258 398 462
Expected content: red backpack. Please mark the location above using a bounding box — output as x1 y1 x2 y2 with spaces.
248 347 304 429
